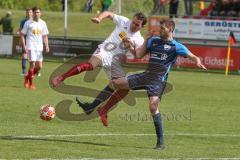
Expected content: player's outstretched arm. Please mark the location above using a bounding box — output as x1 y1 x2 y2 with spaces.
133 32 153 58
187 53 207 70
91 11 114 24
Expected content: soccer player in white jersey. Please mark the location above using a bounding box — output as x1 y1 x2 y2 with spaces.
20 6 49 90
51 11 147 118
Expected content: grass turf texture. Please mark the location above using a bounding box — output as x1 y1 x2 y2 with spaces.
0 57 240 159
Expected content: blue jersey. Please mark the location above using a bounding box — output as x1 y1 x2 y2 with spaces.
20 18 28 30
146 36 189 80
127 36 190 97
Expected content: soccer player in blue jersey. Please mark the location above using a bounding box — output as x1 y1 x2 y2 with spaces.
94 18 206 150
18 8 33 76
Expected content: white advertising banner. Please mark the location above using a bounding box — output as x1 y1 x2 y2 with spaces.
149 17 240 41
0 35 13 55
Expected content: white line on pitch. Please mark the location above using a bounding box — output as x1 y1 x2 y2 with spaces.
3 133 240 139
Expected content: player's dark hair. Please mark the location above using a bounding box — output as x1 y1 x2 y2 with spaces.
26 8 32 12
159 18 175 32
133 12 147 27
32 6 41 12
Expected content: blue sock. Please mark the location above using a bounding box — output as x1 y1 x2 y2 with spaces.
22 58 27 74
89 85 114 110
152 113 164 145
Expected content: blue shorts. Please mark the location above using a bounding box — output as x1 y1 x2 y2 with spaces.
127 71 166 97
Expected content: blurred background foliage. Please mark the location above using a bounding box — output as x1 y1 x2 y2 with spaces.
0 0 188 15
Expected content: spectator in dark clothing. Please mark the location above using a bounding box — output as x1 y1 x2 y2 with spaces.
184 0 193 16
159 0 167 14
169 0 179 18
219 0 232 17
101 0 112 12
227 0 239 17
200 1 215 17
84 0 94 12
62 0 65 11
151 0 166 15
234 0 240 17
0 11 14 35
151 0 160 15
208 0 222 17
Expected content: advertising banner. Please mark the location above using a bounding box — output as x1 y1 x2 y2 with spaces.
149 17 240 41
12 36 101 56
126 45 240 71
0 35 13 55
48 38 100 57
176 45 240 71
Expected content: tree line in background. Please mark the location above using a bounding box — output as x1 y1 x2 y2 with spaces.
0 0 68 11
0 0 155 14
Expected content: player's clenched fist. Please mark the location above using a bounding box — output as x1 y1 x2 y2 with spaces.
91 17 101 24
122 37 135 50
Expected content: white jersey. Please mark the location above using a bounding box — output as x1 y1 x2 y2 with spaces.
21 18 49 51
98 14 144 56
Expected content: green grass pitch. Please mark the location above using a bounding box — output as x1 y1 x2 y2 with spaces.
0 57 240 159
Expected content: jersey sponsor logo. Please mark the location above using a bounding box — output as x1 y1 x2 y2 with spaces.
152 43 158 47
32 28 42 35
119 31 127 40
103 41 128 52
160 53 168 60
151 51 168 61
104 42 118 51
164 44 171 50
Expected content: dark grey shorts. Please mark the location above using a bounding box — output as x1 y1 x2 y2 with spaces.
127 71 166 97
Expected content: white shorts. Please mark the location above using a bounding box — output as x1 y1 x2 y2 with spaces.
93 48 125 80
28 50 43 62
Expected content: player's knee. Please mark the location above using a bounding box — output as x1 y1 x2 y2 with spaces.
149 99 159 114
111 79 120 89
111 78 129 90
88 55 101 68
35 65 41 70
149 106 158 114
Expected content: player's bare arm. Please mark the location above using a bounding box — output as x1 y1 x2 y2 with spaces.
134 38 149 58
131 31 153 58
187 52 207 70
121 36 148 58
43 35 49 53
91 11 114 24
20 32 28 53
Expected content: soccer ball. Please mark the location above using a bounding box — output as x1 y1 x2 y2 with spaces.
40 104 55 121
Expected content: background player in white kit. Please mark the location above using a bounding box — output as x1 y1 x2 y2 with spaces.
51 11 147 118
20 6 49 90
